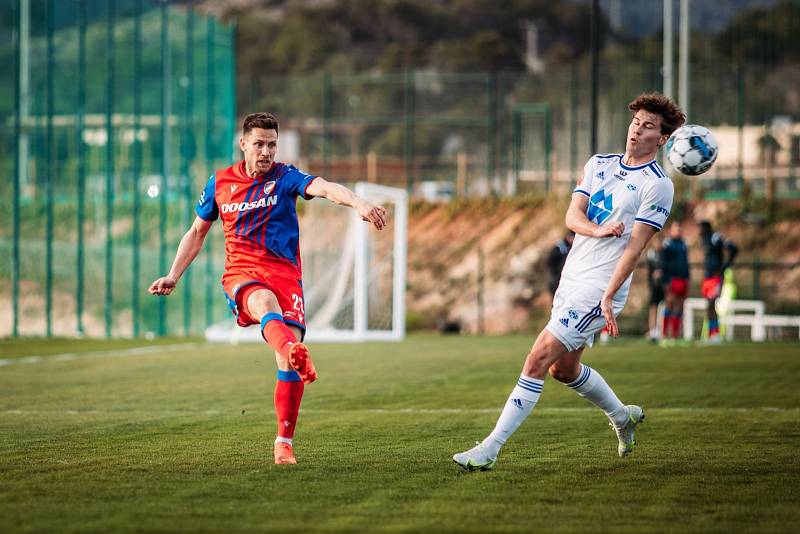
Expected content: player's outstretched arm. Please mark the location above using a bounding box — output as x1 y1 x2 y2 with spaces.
305 177 387 230
565 193 624 238
148 216 213 296
600 222 659 337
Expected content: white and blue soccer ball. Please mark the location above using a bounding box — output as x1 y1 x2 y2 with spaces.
666 124 718 176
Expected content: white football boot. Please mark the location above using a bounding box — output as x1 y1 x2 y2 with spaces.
613 405 645 457
453 441 498 471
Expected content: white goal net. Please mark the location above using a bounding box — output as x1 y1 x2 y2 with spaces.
205 182 407 343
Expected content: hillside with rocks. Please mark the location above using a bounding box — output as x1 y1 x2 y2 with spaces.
404 197 800 335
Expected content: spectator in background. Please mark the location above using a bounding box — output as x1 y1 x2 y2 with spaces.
660 222 690 344
546 230 575 299
699 220 738 343
645 240 663 343
757 126 781 167
716 267 738 340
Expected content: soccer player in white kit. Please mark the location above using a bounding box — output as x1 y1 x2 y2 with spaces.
454 93 686 470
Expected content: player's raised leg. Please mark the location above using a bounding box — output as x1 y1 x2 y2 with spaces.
549 353 644 457
247 288 317 384
453 329 568 471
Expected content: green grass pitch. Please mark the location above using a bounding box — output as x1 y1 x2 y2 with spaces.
1 336 799 533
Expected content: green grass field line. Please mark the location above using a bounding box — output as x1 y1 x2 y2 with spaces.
0 337 205 359
0 341 208 366
2 335 799 532
3 406 800 416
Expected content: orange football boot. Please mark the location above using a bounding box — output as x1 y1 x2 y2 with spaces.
288 342 318 384
274 442 297 464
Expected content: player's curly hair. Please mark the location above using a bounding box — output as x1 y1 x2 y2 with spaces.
242 112 279 135
628 93 686 136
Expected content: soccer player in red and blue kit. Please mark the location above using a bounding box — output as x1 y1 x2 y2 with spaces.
149 112 387 464
660 221 689 342
698 220 737 342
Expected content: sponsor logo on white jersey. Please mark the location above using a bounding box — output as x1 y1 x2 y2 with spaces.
220 195 277 213
651 204 670 217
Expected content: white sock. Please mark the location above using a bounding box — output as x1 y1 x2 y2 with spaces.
275 436 293 446
482 374 544 457
566 364 628 427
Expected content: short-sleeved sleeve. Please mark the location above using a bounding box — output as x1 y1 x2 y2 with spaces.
282 165 318 200
195 174 219 221
635 179 674 231
573 156 596 199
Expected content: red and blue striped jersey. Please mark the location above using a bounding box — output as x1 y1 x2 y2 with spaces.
195 160 318 278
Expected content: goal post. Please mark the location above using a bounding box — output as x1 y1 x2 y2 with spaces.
204 182 407 343
347 182 408 341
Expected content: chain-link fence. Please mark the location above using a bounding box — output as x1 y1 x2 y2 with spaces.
246 60 800 201
0 0 235 338
3 1 798 339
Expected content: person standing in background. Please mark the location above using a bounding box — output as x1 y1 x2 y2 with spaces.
698 220 737 343
645 240 663 343
546 230 575 300
660 222 690 344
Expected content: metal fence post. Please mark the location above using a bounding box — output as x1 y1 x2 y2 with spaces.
570 65 578 189
205 15 215 330
227 23 237 164
46 0 54 337
321 72 332 179
77 0 87 337
486 71 497 194
132 0 142 338
512 109 521 192
545 105 552 193
477 244 484 335
12 0 20 337
753 256 761 300
404 70 415 193
104 0 116 338
181 8 195 336
737 63 744 198
159 0 171 337
590 0 600 155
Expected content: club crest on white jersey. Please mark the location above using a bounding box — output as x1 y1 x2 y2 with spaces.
562 153 674 305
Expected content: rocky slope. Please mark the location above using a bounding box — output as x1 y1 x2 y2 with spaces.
405 197 800 334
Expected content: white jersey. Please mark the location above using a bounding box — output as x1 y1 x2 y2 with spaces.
560 153 674 305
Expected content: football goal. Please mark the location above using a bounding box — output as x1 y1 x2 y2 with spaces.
205 182 407 343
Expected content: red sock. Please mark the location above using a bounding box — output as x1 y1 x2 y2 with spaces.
275 370 304 440
662 312 671 338
671 315 682 339
261 313 295 359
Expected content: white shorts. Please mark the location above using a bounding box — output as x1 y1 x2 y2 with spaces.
545 283 625 352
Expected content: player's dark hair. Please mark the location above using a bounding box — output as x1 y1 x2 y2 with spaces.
628 93 686 136
242 112 279 136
